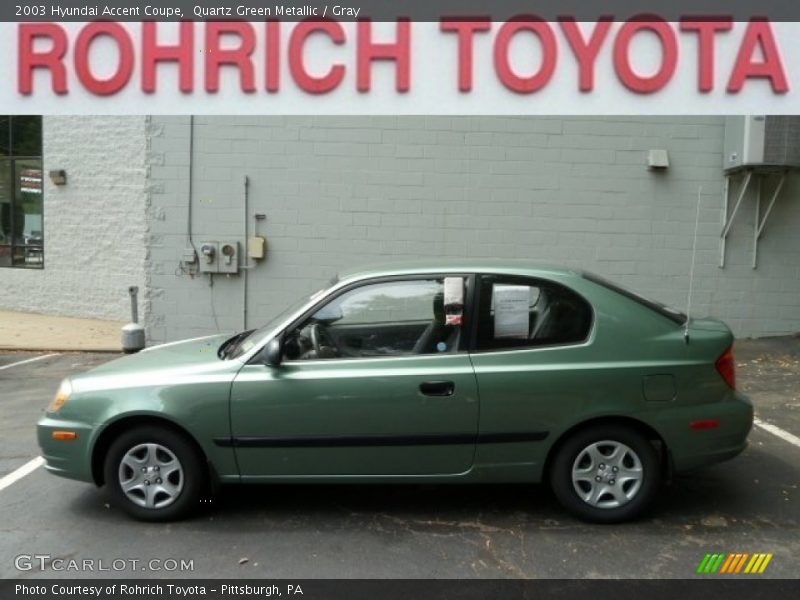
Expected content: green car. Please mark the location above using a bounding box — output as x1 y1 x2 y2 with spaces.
37 261 753 523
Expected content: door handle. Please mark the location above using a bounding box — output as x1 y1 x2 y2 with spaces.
419 381 455 397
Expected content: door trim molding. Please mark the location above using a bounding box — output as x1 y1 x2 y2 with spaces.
213 431 548 448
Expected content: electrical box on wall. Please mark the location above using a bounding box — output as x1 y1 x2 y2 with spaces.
198 241 240 274
248 236 267 260
219 242 239 274
182 247 197 265
198 242 219 273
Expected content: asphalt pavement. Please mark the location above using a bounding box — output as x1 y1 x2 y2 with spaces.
0 340 798 579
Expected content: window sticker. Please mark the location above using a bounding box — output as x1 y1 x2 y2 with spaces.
493 285 530 339
443 277 464 326
19 168 42 194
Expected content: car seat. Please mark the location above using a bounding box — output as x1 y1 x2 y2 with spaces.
412 292 460 354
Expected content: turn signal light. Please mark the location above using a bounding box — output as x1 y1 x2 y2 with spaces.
715 346 736 389
52 431 78 441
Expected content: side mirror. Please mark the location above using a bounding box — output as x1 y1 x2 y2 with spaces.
263 337 283 367
313 303 343 323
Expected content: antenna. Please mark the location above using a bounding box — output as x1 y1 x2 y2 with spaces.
684 186 702 343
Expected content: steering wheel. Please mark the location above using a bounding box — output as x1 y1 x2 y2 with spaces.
309 323 335 357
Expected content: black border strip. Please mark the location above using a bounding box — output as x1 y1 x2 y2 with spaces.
213 431 548 448
3 579 799 600
6 2 800 21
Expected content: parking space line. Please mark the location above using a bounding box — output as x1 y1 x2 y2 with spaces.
754 417 800 449
0 456 45 492
0 353 59 371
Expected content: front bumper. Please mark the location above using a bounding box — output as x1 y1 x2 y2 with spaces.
37 416 96 483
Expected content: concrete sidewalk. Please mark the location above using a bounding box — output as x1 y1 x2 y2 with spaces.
0 310 124 352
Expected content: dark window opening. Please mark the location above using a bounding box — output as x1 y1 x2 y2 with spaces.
0 116 43 269
283 278 466 361
475 275 592 352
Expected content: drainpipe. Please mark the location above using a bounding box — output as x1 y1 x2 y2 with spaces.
243 175 249 331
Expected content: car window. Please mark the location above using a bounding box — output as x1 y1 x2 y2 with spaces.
475 275 592 351
283 278 466 361
226 281 336 359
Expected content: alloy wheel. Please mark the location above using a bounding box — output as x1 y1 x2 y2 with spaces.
571 440 643 509
118 443 184 509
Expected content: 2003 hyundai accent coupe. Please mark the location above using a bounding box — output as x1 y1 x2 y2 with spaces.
38 261 753 523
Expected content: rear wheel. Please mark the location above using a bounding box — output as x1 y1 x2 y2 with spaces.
103 426 206 521
549 424 660 523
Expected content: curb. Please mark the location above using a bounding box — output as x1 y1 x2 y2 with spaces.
0 347 123 354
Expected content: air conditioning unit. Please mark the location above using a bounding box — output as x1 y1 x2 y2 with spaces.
724 116 800 172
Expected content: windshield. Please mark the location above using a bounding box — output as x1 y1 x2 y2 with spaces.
582 271 686 325
225 280 337 360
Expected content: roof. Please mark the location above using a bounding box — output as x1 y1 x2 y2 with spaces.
336 259 580 282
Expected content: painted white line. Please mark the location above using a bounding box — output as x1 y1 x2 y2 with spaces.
0 456 45 492
754 417 800 450
0 353 59 371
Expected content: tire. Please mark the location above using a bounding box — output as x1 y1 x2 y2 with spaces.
549 424 661 524
103 425 207 522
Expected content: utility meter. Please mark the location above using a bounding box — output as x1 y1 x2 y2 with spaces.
218 242 239 274
198 242 219 273
198 241 238 274
201 243 216 263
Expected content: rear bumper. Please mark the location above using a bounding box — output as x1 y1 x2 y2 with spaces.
37 416 96 483
672 439 749 473
661 391 754 473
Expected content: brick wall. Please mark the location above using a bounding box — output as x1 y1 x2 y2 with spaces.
0 116 148 322
146 116 800 342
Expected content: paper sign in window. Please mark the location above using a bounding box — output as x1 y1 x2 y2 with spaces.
443 277 464 326
493 285 530 339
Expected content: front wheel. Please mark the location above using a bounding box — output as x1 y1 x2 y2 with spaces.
549 424 661 523
103 426 207 521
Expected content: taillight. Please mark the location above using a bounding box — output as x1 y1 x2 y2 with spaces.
715 346 736 389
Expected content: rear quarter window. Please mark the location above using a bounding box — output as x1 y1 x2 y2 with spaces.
582 272 686 325
475 275 593 351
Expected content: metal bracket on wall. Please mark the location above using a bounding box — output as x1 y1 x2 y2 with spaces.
719 170 789 269
753 171 788 269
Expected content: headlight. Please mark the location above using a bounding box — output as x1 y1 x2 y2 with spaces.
48 379 72 413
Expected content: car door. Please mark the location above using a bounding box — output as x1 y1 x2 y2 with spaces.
228 275 480 478
467 274 595 475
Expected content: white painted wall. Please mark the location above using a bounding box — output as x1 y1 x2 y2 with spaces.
0 116 148 322
146 116 800 343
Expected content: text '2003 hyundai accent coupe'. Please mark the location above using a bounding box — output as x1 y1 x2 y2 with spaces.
38 262 753 523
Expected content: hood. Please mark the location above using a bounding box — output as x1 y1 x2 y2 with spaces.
77 334 233 380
